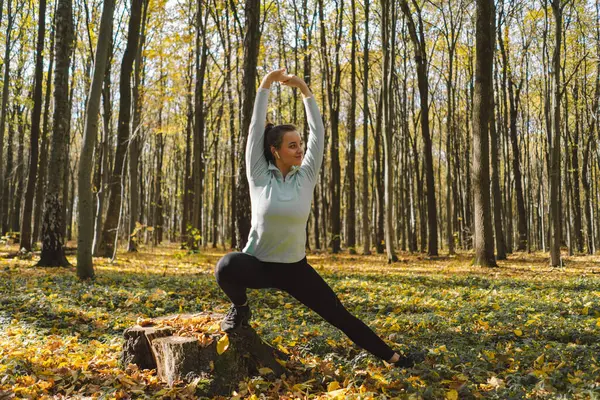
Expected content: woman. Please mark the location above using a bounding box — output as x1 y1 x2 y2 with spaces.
214 68 423 367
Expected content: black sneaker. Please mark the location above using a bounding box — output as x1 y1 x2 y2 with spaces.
220 304 252 332
392 348 426 368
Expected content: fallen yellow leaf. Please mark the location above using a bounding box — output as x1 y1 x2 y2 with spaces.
446 389 459 400
327 380 340 392
217 334 229 355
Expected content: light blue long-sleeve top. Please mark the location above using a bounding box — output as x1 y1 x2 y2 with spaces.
242 87 325 263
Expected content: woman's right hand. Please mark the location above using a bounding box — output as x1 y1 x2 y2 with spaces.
261 69 312 97
282 75 312 98
267 68 292 83
260 68 291 89
280 75 306 89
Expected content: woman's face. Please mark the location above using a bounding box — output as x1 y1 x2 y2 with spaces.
274 131 304 167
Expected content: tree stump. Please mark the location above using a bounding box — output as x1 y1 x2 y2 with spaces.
120 312 289 396
121 325 174 370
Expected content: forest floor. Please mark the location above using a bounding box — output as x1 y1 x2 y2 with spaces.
0 242 599 399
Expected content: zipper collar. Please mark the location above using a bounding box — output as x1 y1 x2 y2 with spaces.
268 163 300 181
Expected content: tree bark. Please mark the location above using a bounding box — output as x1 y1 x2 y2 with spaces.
98 0 143 258
549 0 563 267
12 103 24 234
154 113 165 246
438 0 464 256
0 0 15 234
581 3 599 254
77 0 114 279
93 42 113 255
399 0 438 256
121 314 288 395
318 0 343 253
38 0 73 267
301 0 318 250
571 82 584 253
382 0 398 262
21 0 46 250
344 0 357 254
33 13 55 245
490 9 506 260
212 105 223 248
235 0 261 250
128 0 148 252
181 13 194 247
490 80 507 260
362 0 371 255
472 0 497 267
225 1 236 249
508 82 528 252
3 109 14 234
192 0 209 250
374 89 384 254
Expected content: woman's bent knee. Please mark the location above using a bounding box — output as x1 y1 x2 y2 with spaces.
214 252 245 281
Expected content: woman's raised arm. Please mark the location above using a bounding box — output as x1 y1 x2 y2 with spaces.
245 69 288 184
282 76 324 185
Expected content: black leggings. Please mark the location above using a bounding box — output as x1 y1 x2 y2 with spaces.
214 251 395 361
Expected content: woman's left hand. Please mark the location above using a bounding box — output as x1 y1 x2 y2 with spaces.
282 75 312 98
281 75 306 89
267 68 292 83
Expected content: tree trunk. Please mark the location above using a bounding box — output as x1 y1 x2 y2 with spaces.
582 43 599 254
33 14 55 244
154 125 165 246
344 0 357 254
99 0 142 258
77 0 114 278
490 83 507 260
438 1 466 256
490 10 506 260
93 44 112 255
496 10 527 252
374 89 384 254
301 0 318 250
507 81 528 251
38 0 73 267
399 0 438 256
12 104 24 233
465 54 474 250
235 0 261 250
63 25 78 242
3 110 14 234
445 66 455 255
361 0 371 255
182 28 193 246
318 0 343 253
21 0 46 250
0 0 15 234
66 166 75 241
212 112 221 248
549 0 563 267
400 43 416 252
381 0 398 262
192 1 209 250
225 2 236 249
472 0 497 267
128 0 148 252
571 82 584 253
